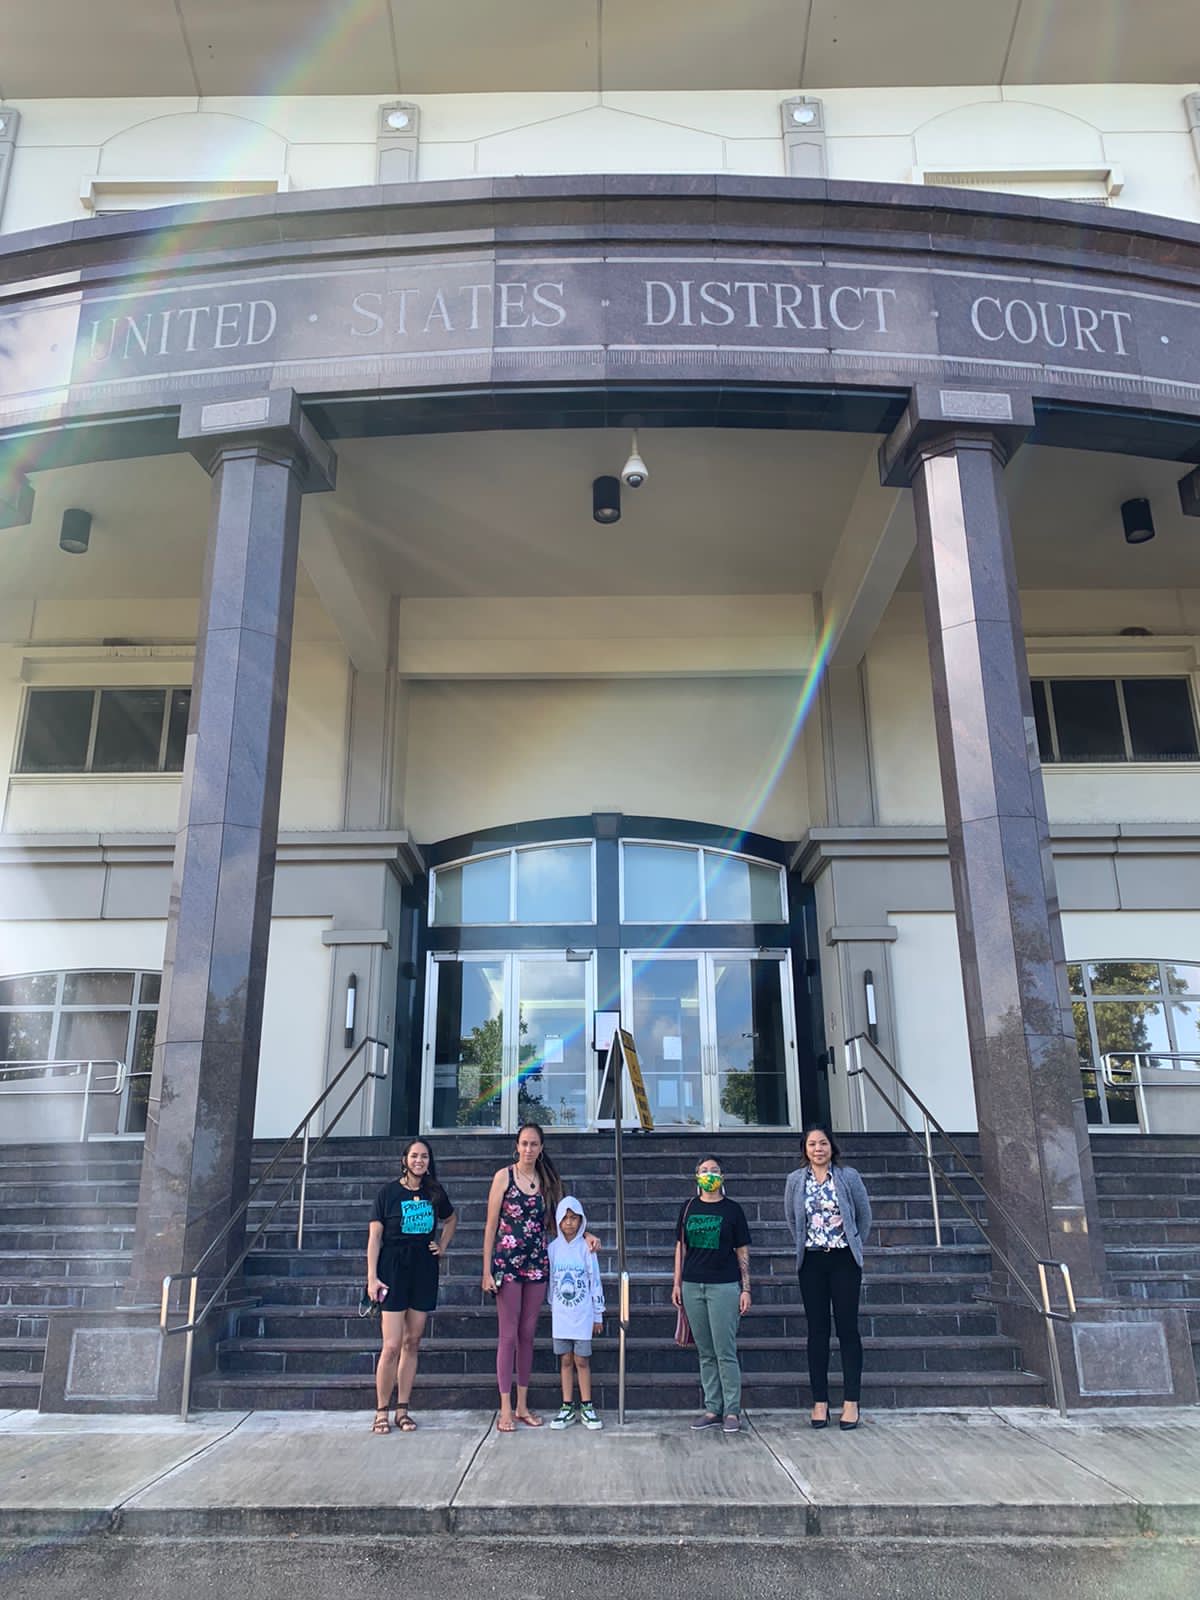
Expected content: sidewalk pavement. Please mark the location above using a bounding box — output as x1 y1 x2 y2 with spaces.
1 1405 1199 1542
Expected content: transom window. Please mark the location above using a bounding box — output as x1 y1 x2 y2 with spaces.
0 969 160 1132
1068 959 1200 1127
1032 678 1198 764
620 842 786 924
431 843 594 926
17 687 191 775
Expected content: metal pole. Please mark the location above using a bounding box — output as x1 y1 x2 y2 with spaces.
1037 1262 1069 1419
180 1275 198 1423
614 1046 627 1426
79 1061 94 1142
924 1113 942 1248
296 1123 310 1250
853 1038 869 1131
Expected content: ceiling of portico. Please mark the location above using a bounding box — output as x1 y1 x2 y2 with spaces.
2 1 1199 98
2 432 1199 638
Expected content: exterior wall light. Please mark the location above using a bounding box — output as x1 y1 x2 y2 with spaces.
377 102 420 183
59 507 91 554
1121 497 1155 545
344 972 358 1050
780 97 826 179
592 475 621 525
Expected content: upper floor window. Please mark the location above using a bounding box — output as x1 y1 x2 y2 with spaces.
620 842 785 924
431 843 594 926
1068 958 1200 1126
1032 678 1198 765
17 687 190 775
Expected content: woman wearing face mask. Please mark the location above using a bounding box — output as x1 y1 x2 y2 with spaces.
784 1123 872 1430
671 1157 752 1433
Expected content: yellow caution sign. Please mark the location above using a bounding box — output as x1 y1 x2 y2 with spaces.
618 1027 654 1132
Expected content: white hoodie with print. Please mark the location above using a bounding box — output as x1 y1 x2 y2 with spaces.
548 1194 606 1342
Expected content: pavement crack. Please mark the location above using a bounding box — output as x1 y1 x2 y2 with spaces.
446 1412 496 1530
108 1409 254 1530
994 1412 1139 1506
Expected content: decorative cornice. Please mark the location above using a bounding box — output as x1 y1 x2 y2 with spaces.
0 829 425 880
794 824 1200 880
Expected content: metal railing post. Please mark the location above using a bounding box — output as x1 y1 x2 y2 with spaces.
1037 1262 1069 1419
78 1061 94 1142
296 1124 310 1250
180 1275 199 1423
923 1113 942 1247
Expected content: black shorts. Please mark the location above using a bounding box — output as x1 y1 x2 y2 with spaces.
378 1246 440 1313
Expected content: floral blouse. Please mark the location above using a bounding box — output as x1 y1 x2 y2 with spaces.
804 1170 849 1251
491 1168 549 1286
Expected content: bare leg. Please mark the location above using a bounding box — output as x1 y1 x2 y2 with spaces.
375 1311 404 1410
395 1308 427 1422
560 1352 575 1404
575 1354 592 1403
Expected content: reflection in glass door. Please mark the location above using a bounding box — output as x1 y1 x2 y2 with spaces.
429 958 506 1129
711 956 791 1128
425 953 594 1131
623 952 798 1130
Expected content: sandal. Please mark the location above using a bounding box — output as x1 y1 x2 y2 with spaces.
515 1411 543 1428
394 1405 417 1432
371 1408 391 1435
496 1414 517 1433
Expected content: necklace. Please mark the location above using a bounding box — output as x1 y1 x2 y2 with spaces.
513 1166 539 1193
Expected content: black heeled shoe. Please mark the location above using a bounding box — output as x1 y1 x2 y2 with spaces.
810 1406 829 1430
839 1408 860 1431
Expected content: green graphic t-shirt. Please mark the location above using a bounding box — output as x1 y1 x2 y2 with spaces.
676 1195 751 1285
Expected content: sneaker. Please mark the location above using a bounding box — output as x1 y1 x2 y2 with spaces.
690 1412 722 1430
722 1413 741 1434
550 1403 578 1430
579 1403 603 1431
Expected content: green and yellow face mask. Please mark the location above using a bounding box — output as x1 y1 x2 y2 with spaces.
695 1170 723 1194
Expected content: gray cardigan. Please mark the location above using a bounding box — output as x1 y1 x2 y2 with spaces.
783 1163 873 1269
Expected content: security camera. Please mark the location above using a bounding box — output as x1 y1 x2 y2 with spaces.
621 430 649 490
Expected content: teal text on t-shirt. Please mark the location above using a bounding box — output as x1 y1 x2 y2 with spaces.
401 1198 435 1235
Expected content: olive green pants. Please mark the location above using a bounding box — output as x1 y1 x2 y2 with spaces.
681 1279 742 1417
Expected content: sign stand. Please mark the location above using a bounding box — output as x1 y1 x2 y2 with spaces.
597 1025 653 1424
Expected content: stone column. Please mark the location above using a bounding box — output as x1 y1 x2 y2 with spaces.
881 388 1106 1297
127 390 336 1300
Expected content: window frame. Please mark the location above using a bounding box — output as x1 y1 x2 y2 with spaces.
428 840 597 928
1032 675 1200 766
15 685 191 777
618 839 788 926
1067 956 1200 1130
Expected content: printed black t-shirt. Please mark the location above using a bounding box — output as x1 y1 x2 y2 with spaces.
371 1179 454 1254
675 1195 751 1285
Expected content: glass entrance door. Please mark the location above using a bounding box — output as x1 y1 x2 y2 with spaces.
424 952 594 1131
622 951 798 1129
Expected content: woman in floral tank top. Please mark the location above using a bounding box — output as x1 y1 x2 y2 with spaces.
483 1122 600 1432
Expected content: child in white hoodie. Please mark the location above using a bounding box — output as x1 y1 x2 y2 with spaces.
548 1194 606 1430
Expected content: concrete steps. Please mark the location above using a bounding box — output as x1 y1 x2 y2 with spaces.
1 1130 1197 1410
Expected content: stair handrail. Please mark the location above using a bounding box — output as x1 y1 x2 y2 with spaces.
160 1034 389 1421
843 1031 1076 1415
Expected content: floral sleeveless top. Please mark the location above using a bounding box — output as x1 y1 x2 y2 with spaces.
491 1167 549 1286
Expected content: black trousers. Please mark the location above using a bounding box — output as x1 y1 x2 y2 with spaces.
798 1248 863 1403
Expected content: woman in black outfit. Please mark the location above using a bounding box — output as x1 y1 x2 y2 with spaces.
367 1136 456 1433
783 1124 873 1429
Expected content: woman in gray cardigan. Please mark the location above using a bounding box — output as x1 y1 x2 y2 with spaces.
783 1124 872 1430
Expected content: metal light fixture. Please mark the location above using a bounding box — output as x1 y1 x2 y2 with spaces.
385 108 412 131
592 475 621 525
344 972 358 1050
59 508 91 555
790 104 817 126
1121 497 1155 546
864 968 878 1045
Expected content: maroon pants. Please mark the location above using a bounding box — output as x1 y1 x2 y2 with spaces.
495 1277 546 1394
